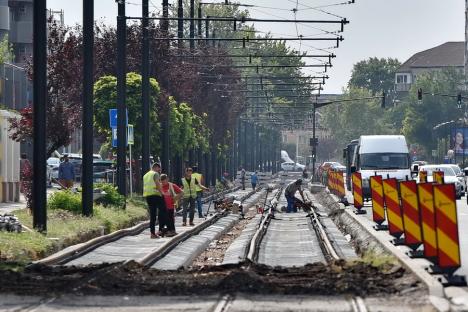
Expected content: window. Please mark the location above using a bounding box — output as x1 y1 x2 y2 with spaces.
396 74 408 84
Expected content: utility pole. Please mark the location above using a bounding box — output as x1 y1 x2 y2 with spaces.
312 104 317 180
116 0 127 198
190 0 195 50
141 0 150 176
161 0 170 174
82 0 94 216
177 0 183 49
33 0 47 232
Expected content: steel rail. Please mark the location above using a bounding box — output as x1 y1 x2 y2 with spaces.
304 193 341 261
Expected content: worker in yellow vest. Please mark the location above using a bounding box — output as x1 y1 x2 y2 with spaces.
143 163 165 238
182 167 208 226
192 165 206 218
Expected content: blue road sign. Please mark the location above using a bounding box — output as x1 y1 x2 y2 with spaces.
109 109 128 128
111 126 129 148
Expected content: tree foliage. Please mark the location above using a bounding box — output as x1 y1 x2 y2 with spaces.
0 35 13 64
349 57 401 94
93 72 161 155
401 69 463 154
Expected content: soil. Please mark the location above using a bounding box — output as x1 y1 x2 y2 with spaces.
192 204 260 267
0 260 423 297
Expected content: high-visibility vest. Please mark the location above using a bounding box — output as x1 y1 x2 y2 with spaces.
182 177 197 198
192 172 203 192
143 171 161 197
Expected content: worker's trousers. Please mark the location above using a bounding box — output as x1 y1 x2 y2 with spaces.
285 194 297 213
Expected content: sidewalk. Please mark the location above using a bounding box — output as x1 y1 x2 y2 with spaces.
0 187 59 215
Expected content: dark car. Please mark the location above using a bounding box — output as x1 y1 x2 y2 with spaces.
93 160 115 183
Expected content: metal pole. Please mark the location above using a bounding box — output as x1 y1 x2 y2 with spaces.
190 0 195 50
117 0 127 198
141 0 150 176
312 104 317 179
129 143 133 197
82 0 94 216
161 0 170 174
198 3 202 42
177 0 183 49
33 0 47 232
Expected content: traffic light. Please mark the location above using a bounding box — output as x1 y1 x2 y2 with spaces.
457 93 462 108
417 88 422 101
381 91 386 108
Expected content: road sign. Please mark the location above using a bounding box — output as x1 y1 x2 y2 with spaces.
128 124 134 145
111 126 130 148
111 127 118 148
109 109 128 128
370 175 385 225
383 178 404 239
433 184 461 270
418 183 437 260
400 180 422 248
351 172 363 210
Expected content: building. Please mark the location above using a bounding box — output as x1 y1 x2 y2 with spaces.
395 41 464 93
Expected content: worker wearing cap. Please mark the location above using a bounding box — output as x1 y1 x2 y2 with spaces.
192 165 205 218
143 162 165 238
284 179 305 213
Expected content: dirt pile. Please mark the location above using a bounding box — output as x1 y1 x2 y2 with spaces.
0 260 422 297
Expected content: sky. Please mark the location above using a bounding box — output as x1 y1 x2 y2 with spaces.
47 0 465 94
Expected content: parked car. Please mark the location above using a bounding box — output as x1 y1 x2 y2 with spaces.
449 164 466 196
93 160 115 183
417 165 464 199
319 161 340 175
281 161 305 171
331 163 346 172
47 157 61 186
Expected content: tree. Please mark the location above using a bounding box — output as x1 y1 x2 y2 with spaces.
349 57 401 94
321 87 394 153
93 72 161 156
0 35 13 64
402 69 463 155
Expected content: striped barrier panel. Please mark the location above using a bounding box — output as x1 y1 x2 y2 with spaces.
433 171 444 184
370 175 386 227
337 171 346 198
352 172 364 210
417 182 438 261
433 184 462 273
419 170 428 183
400 180 422 250
382 178 404 241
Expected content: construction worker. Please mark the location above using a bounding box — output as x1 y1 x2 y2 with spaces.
160 174 183 237
284 179 305 213
182 167 208 226
143 163 165 238
192 165 205 218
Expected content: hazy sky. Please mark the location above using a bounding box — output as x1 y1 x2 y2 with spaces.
47 0 465 94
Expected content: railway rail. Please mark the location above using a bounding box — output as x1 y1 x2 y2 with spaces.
34 186 269 269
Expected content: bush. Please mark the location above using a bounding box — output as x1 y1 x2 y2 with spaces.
94 183 125 208
48 190 82 214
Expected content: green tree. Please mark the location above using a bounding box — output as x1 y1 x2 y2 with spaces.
322 87 394 154
0 35 13 64
402 69 463 155
349 57 401 94
93 72 161 155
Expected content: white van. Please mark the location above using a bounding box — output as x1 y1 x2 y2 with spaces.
352 135 411 198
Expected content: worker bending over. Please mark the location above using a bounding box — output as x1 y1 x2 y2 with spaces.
284 179 305 213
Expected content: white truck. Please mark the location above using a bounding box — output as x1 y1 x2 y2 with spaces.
351 135 411 198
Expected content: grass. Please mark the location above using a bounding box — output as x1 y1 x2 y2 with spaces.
0 202 148 265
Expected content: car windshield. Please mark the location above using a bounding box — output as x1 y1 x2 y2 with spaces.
360 153 409 170
451 166 462 175
422 167 456 177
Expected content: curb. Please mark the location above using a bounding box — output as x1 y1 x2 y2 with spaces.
33 221 149 266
